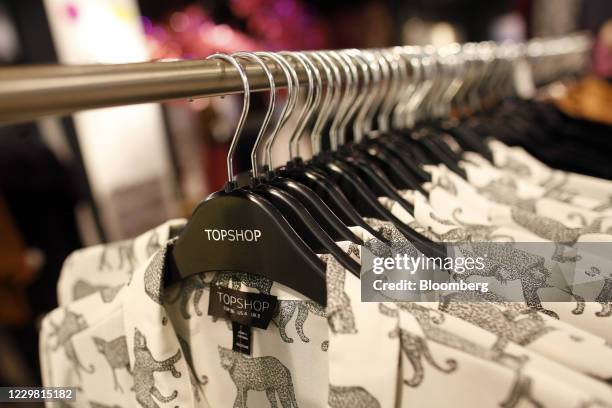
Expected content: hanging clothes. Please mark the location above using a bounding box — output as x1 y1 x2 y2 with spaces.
29 38 612 408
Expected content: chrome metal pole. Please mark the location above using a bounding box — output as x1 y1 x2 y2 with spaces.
0 59 295 124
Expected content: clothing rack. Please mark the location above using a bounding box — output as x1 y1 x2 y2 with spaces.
0 33 591 125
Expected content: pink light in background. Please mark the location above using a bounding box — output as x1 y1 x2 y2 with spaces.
65 2 79 21
143 1 329 60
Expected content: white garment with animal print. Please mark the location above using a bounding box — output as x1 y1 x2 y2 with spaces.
358 214 612 385
56 219 185 306
392 191 612 377
486 140 612 210
343 226 612 407
392 302 612 408
41 223 404 407
425 162 612 237
330 230 612 408
415 165 612 341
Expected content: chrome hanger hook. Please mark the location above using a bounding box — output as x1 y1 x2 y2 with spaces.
255 51 298 172
327 50 355 151
308 51 335 156
317 51 343 153
286 51 320 161
391 46 413 130
205 53 251 184
336 50 360 146
343 49 370 143
352 50 379 142
378 49 401 132
232 52 276 179
363 51 383 135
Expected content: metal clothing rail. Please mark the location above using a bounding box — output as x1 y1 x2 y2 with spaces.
0 33 592 125
0 59 295 124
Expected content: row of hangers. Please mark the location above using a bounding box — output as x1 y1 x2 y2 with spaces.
166 34 591 305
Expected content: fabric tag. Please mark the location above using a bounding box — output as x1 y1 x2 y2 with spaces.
208 285 277 329
232 322 252 355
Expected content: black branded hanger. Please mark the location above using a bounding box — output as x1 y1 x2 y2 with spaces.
347 49 429 194
273 51 390 243
305 50 446 258
327 50 424 205
171 54 329 305
231 52 360 275
254 51 363 245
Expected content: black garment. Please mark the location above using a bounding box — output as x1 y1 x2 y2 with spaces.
466 99 612 180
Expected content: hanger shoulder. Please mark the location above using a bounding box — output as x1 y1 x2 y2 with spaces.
171 191 328 305
270 177 363 244
280 166 390 243
254 184 360 276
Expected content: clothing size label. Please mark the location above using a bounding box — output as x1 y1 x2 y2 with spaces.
232 322 252 355
208 285 277 329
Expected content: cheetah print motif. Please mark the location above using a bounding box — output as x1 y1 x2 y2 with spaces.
92 336 132 392
218 346 298 407
48 309 95 381
132 328 182 408
328 385 381 408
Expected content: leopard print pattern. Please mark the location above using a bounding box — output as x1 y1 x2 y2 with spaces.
73 280 122 303
511 207 606 243
132 328 182 408
391 326 458 387
510 207 607 264
381 303 542 406
364 218 421 259
211 271 273 294
429 208 515 242
438 292 556 348
322 254 357 334
328 385 381 408
431 170 459 196
497 156 532 178
380 303 526 370
92 336 132 392
273 300 327 343
143 242 170 305
498 368 545 408
476 178 537 212
451 242 563 318
165 275 208 319
589 269 612 318
48 309 95 381
218 346 298 407
98 241 136 274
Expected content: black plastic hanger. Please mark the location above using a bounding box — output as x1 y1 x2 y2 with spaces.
310 154 446 258
410 124 468 178
231 52 360 276
305 50 445 257
171 54 328 304
318 51 416 215
341 51 429 195
253 51 364 246
358 140 428 193
279 159 390 243
334 149 416 213
371 137 431 184
253 181 360 274
273 50 390 243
